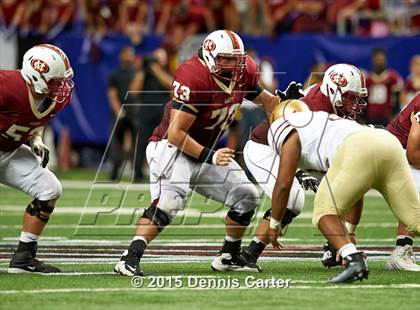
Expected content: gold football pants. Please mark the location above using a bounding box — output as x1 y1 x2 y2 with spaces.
313 130 420 235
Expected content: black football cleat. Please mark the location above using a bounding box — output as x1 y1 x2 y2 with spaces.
211 251 261 272
8 250 61 274
321 241 342 268
239 248 262 272
328 252 369 284
114 250 144 276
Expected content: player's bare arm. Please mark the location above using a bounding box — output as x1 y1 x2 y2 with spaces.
168 109 235 165
253 88 280 113
269 131 301 248
406 112 420 169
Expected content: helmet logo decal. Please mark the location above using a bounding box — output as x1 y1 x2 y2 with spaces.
31 59 49 74
203 39 216 52
329 72 348 87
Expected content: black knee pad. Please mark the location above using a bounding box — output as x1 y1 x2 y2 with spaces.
141 206 171 232
25 199 55 223
281 209 298 228
227 209 255 226
262 209 271 221
261 208 296 228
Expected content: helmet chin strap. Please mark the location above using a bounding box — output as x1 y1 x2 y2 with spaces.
29 85 47 100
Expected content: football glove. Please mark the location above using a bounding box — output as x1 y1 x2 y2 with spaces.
295 170 319 193
275 81 304 101
30 136 50 168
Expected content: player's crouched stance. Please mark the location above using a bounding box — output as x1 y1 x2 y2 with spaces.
268 102 420 283
115 30 282 276
1 44 74 273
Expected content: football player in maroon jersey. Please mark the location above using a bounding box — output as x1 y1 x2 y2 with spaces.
385 93 420 271
366 48 404 126
0 44 74 273
114 30 282 276
241 64 368 270
401 55 420 107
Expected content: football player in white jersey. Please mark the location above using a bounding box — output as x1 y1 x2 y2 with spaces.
267 100 420 283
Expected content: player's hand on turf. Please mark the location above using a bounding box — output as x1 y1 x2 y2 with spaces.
268 227 283 249
295 170 319 193
213 148 235 165
30 137 50 168
275 81 304 101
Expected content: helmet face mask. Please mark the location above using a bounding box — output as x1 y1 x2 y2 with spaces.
320 64 368 119
213 53 246 82
46 76 74 103
335 91 367 120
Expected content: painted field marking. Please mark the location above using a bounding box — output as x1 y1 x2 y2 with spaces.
0 283 419 295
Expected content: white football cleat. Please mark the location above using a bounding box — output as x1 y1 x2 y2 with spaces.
211 252 260 272
385 245 420 272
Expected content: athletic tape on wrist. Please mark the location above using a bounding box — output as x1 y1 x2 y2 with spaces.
270 218 281 229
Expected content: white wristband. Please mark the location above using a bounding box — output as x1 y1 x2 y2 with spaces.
270 218 281 229
212 149 220 165
345 221 357 234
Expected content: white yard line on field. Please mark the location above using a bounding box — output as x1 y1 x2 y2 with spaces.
0 180 384 196
0 238 398 245
0 283 419 295
2 206 309 218
0 223 400 229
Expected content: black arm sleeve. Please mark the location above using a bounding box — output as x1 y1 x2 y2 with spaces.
172 99 198 115
245 84 263 101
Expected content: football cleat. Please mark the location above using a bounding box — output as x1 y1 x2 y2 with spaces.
8 250 61 274
114 250 144 276
239 248 262 272
328 252 369 283
321 241 342 268
385 245 420 272
211 252 261 272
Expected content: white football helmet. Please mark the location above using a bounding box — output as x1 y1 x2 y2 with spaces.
320 64 367 119
21 44 74 103
201 30 246 82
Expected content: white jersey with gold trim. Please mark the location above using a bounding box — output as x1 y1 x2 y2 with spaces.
268 111 375 172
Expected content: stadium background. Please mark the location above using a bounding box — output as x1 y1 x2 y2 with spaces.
1 0 419 177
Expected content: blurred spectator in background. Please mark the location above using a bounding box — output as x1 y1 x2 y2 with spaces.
163 0 205 59
151 0 172 34
203 0 240 32
356 0 389 37
0 0 24 68
409 1 420 34
304 61 328 88
46 0 77 40
107 46 139 181
292 0 329 33
366 48 403 126
83 0 120 36
80 0 121 63
260 0 295 36
401 55 420 107
129 48 172 181
327 0 365 35
120 0 148 45
0 0 25 38
18 0 49 63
